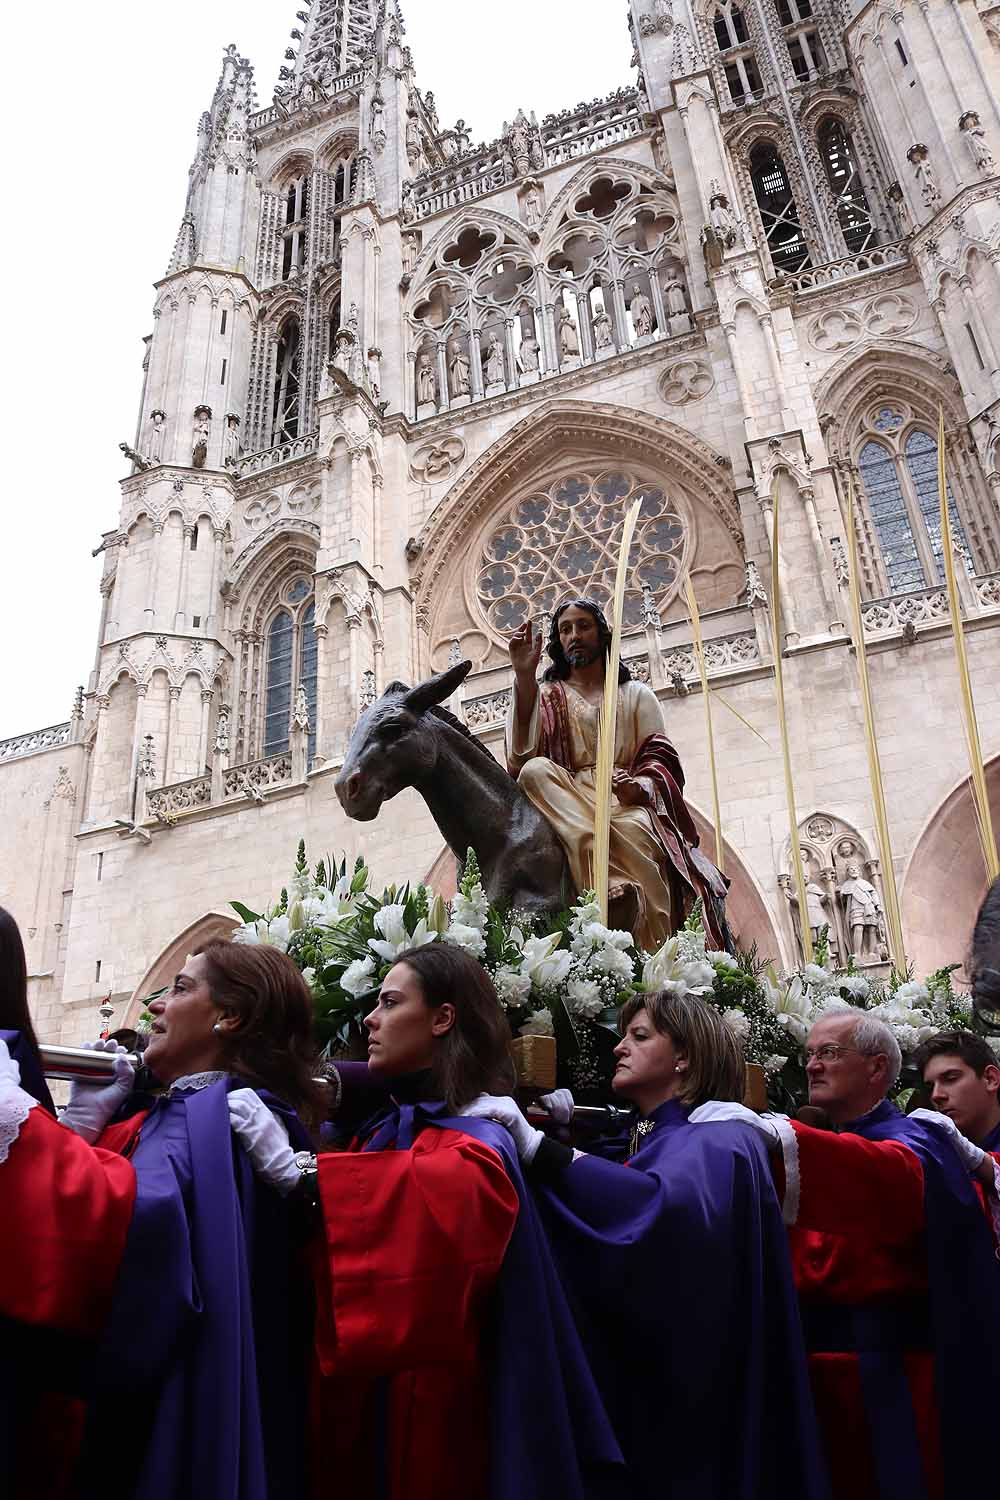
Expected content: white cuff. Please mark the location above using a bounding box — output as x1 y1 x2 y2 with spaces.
769 1114 800 1226
0 1083 38 1165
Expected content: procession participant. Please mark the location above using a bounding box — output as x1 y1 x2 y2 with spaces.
467 990 829 1500
694 1009 1000 1500
0 903 54 1111
506 599 729 950
233 941 623 1500
915 1029 1000 1152
67 941 324 1500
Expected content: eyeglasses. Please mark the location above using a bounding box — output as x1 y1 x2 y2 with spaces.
803 1043 863 1065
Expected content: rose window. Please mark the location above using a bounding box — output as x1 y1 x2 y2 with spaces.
476 472 688 635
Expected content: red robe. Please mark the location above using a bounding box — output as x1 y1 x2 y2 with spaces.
0 1104 137 1500
311 1125 519 1500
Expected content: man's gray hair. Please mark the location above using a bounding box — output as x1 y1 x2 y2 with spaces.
848 1012 902 1090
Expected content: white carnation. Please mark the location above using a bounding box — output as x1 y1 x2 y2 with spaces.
445 921 487 958
341 956 376 998
722 1008 751 1042
893 981 931 1008
590 945 634 983
566 976 604 1019
494 967 532 1009
231 923 262 946
838 975 871 1001
520 1008 555 1037
802 963 835 991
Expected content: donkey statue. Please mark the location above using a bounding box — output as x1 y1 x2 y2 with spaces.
335 661 569 915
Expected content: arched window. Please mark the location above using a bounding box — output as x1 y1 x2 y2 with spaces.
261 581 319 759
749 142 811 273
263 610 294 755
714 4 762 101
272 319 301 444
856 407 973 594
714 3 749 48
818 118 878 254
327 295 342 359
281 177 309 280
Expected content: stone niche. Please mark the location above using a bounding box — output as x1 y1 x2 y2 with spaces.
778 813 890 969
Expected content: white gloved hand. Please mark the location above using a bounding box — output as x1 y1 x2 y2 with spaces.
228 1087 303 1196
59 1041 135 1144
688 1099 782 1147
538 1088 574 1127
459 1092 544 1164
907 1107 986 1172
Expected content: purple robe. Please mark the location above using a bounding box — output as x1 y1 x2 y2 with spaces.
359 1096 625 1500
74 1076 312 1500
536 1098 830 1500
843 1099 1000 1495
981 1117 1000 1153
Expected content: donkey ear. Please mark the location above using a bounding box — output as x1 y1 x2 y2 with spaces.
380 680 411 698
401 661 472 714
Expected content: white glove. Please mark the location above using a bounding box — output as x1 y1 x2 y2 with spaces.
688 1100 782 1147
228 1088 302 1196
460 1093 544 1164
907 1107 985 1172
539 1088 575 1127
59 1041 135 1144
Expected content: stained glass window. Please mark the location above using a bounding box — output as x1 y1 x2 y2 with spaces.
264 611 294 755
904 430 971 582
858 442 923 594
300 603 318 761
476 473 686 635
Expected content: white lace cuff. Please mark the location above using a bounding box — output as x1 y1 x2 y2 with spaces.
769 1114 800 1226
0 1083 38 1165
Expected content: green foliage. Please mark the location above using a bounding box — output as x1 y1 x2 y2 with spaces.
230 901 262 925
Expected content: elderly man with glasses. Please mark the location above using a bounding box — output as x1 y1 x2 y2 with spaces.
694 1006 1000 1500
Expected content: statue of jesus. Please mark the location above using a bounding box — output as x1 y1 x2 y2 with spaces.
506 598 729 950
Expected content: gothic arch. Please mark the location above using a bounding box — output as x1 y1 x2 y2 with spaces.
266 149 314 192
226 522 319 630
814 340 964 465
122 910 241 1023
900 754 1000 980
537 155 678 241
316 131 358 171
405 206 536 302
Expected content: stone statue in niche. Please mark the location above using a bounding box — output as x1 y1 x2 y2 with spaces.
630 285 654 338
781 852 840 965
839 864 887 962
518 333 540 373
907 143 940 210
557 306 580 358
223 413 241 469
401 231 418 274
369 86 386 149
424 91 440 135
593 305 615 349
416 353 437 406
449 345 471 397
192 406 212 469
400 178 416 225
663 274 687 318
484 334 505 386
148 409 166 464
709 185 738 249
405 112 423 168
959 110 995 174
523 181 543 226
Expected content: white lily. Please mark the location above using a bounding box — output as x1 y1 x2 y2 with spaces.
520 932 572 991
446 921 487 958
368 904 437 962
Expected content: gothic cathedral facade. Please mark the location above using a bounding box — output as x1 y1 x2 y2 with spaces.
2 0 999 1041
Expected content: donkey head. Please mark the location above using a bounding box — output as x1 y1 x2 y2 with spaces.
334 661 472 821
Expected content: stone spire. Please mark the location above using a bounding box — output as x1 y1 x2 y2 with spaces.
278 0 385 93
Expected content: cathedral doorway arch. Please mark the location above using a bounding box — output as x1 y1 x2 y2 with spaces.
122 910 240 1024
900 755 1000 982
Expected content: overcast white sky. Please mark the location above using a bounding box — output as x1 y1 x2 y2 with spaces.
0 1 630 740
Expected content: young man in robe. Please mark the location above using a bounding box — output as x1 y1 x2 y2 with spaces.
506 598 728 950
694 1008 1000 1500
916 1029 1000 1152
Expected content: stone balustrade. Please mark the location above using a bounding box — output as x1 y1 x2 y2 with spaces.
239 433 318 477
249 69 366 133
776 242 908 296
147 775 212 817
0 722 71 763
861 587 949 635
974 571 1000 611
223 753 294 799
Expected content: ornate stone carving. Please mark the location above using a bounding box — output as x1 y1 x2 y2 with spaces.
593 306 615 349
742 559 768 608
449 344 471 396
658 357 714 405
629 284 654 338
808 292 917 351
839 864 887 962
416 352 437 407
557 306 580 357
906 143 940 211
148 410 165 464
959 111 995 175
223 413 241 470
192 406 212 469
409 435 466 484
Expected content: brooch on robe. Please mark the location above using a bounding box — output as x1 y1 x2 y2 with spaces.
629 1117 654 1157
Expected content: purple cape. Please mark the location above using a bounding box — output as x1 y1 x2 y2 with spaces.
360 1097 624 1500
73 1076 312 1500
981 1117 1000 1153
536 1099 830 1500
845 1098 1000 1495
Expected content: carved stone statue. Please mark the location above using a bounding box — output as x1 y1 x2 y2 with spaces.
192 406 211 469
839 864 887 961
148 409 165 464
119 440 151 472
630 285 654 338
782 852 840 964
484 334 505 386
401 231 418 274
523 182 543 226
416 353 436 406
223 413 241 469
593 306 614 349
400 178 416 225
518 333 540 373
369 86 386 148
907 143 940 210
424 91 440 135
557 306 580 357
709 187 738 248
663 275 687 318
405 112 423 168
959 110 995 174
449 345 471 397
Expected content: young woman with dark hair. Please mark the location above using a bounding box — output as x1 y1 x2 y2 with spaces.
469 990 829 1500
234 940 622 1500
1 938 322 1500
0 904 52 1112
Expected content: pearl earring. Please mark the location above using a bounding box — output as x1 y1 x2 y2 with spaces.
212 1022 224 1034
